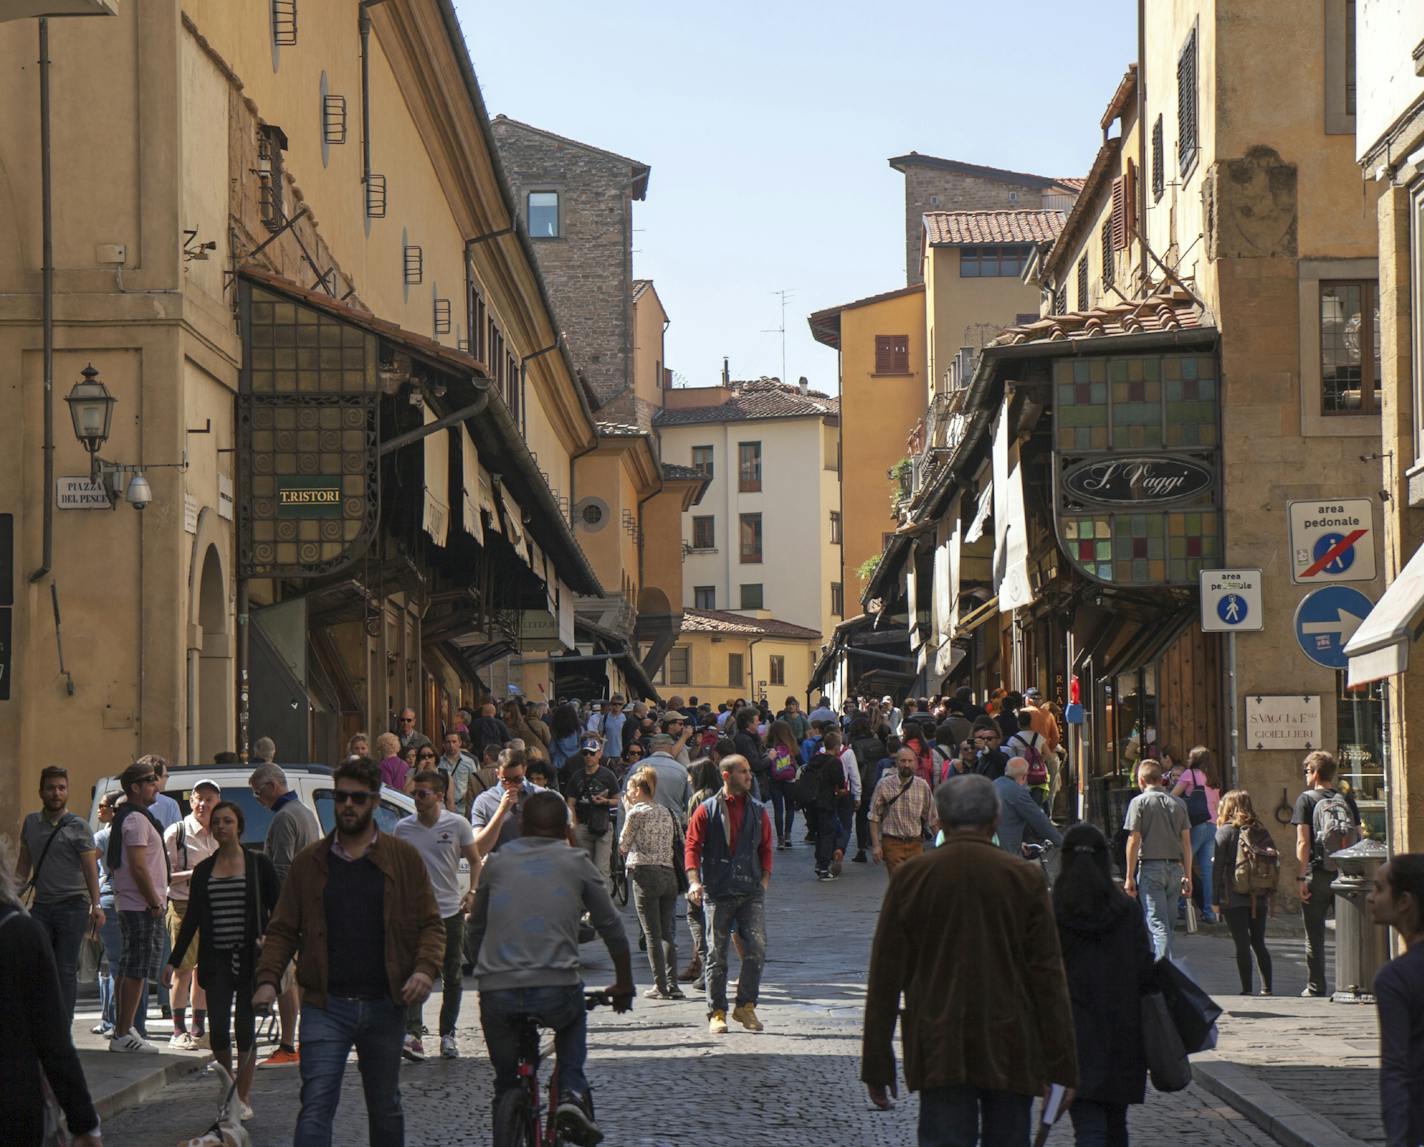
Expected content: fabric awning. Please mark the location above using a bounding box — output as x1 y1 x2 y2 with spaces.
460 432 483 544
964 484 993 544
422 407 450 546
1345 543 1424 685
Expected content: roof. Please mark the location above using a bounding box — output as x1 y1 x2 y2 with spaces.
680 608 822 641
654 378 838 427
1042 137 1124 277
887 152 1072 193
1100 64 1139 132
1054 177 1087 193
661 462 705 481
808 283 925 350
987 284 1208 347
490 115 650 200
595 419 644 438
923 210 1066 247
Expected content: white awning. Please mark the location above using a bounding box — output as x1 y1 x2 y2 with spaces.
1345 542 1424 686
422 407 449 547
964 484 992 544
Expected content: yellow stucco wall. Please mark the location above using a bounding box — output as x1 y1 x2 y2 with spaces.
632 284 668 410
838 290 926 588
661 632 819 705
926 245 1041 392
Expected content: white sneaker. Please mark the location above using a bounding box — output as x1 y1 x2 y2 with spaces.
169 1031 197 1051
239 1100 254 1122
440 1034 458 1059
109 1030 160 1054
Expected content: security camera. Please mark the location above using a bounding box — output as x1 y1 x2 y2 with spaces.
125 471 153 510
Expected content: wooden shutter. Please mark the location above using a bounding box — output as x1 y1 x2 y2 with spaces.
1101 220 1115 289
1124 159 1138 239
1110 177 1126 250
1178 27 1198 170
1151 116 1164 201
1076 257 1089 312
875 335 909 374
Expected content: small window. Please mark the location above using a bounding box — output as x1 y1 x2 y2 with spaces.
831 582 844 618
874 335 911 374
667 646 690 686
829 511 842 545
769 654 786 686
1177 25 1199 178
1320 280 1379 415
691 445 714 479
580 502 604 527
728 653 744 688
739 513 763 564
740 583 764 610
691 516 716 550
738 442 762 493
959 245 1031 278
1151 115 1165 202
694 586 716 609
1076 257 1089 312
528 191 559 238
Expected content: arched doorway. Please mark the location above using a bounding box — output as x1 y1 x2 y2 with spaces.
187 508 234 763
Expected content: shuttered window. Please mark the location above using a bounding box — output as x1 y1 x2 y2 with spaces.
1076 257 1089 312
1052 285 1067 315
1151 116 1164 201
1177 25 1199 176
1101 220 1115 290
875 335 911 374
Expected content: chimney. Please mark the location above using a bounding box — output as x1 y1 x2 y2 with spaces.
722 356 730 386
798 375 808 395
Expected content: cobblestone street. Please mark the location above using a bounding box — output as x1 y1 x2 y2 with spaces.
103 846 1288 1146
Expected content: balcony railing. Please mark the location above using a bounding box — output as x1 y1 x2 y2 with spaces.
904 347 979 504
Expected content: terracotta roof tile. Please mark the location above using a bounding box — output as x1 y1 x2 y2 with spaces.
680 608 822 640
661 462 705 481
654 378 838 427
923 210 1066 247
988 285 1207 347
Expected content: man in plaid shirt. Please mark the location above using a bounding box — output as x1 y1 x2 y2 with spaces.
868 746 938 874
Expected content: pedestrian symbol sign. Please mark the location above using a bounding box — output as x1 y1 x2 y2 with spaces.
1288 499 1375 584
1200 569 1263 633
1294 585 1373 670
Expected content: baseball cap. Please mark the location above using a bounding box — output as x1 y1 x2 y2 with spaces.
1024 687 1041 699
191 778 222 796
581 737 602 754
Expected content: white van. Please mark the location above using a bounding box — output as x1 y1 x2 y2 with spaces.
87 764 416 842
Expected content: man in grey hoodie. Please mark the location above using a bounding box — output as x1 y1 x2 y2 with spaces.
469 791 633 1146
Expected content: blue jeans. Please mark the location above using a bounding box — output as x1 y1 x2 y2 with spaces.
769 779 796 842
479 984 589 1101
1138 859 1183 961
1069 1098 1129 1146
1188 821 1216 921
295 997 406 1147
835 794 856 854
704 889 766 1015
32 896 90 1026
917 1085 1032 1147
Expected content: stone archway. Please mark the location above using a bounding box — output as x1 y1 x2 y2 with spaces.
187 509 233 763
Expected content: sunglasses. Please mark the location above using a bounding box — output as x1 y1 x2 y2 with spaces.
411 788 436 799
137 775 158 784
418 752 437 760
399 716 415 723
626 750 643 758
332 790 374 805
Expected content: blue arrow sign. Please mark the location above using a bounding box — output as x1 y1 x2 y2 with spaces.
1294 585 1374 670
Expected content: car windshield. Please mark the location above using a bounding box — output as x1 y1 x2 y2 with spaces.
172 785 273 847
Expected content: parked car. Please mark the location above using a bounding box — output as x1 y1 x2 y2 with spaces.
87 764 416 844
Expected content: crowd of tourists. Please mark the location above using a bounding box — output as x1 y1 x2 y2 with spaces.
4 687 1423 1147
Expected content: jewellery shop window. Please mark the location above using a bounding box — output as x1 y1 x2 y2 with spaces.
1114 667 1158 771
1335 672 1388 840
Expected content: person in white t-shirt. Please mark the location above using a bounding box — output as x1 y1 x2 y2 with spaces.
393 769 481 1061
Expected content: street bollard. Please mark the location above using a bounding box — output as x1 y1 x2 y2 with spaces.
1329 838 1389 1004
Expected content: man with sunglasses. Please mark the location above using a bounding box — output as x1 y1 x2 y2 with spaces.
106 761 169 1053
471 750 543 855
970 720 1010 782
394 770 480 1060
251 761 321 1067
396 707 433 756
256 758 444 1146
434 733 477 816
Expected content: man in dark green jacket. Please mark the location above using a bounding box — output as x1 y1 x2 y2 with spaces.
862 773 1077 1145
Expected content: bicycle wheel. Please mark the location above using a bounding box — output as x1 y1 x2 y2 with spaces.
610 851 629 907
493 1088 538 1147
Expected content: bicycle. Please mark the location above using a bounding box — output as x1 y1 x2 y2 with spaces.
608 816 629 907
492 990 615 1147
1022 840 1057 888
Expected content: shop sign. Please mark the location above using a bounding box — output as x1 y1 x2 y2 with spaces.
519 609 563 652
1245 694 1321 751
1063 456 1213 506
276 476 343 518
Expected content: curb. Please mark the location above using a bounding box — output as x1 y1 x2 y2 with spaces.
1192 1059 1371 1147
90 1052 213 1122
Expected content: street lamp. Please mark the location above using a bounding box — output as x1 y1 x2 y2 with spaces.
61 362 182 509
63 363 116 456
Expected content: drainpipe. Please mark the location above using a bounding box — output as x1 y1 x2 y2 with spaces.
1137 0 1148 288
747 636 762 703
29 18 53 584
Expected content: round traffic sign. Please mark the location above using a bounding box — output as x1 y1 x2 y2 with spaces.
1311 533 1356 575
1217 594 1248 625
1293 585 1374 670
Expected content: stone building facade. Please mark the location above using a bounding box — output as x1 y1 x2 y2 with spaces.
889 152 1081 285
491 116 649 409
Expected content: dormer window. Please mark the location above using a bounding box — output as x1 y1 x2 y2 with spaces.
528 191 559 238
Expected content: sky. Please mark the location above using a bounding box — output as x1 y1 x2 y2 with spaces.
455 0 1137 395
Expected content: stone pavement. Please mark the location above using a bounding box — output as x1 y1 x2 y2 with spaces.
96 843 1293 1146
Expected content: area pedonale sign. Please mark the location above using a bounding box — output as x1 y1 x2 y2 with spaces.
1062 456 1213 506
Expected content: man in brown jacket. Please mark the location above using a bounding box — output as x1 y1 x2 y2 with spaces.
862 773 1077 1146
254 757 445 1147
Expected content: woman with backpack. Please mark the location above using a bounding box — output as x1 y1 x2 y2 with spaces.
1053 822 1157 1145
849 716 885 863
547 702 583 781
1211 789 1275 995
765 720 802 851
1171 746 1221 924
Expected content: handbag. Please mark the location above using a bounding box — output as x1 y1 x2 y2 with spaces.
1156 957 1222 1054
1141 991 1191 1092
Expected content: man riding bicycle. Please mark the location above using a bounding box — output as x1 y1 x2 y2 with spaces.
468 790 634 1145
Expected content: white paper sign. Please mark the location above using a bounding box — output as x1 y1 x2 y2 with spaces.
184 493 199 534
1245 694 1322 751
56 476 108 509
218 474 234 521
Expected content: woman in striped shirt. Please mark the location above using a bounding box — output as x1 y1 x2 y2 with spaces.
166 800 278 1121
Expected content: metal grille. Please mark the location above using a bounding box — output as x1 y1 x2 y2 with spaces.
404 245 423 285
322 95 347 145
365 174 387 219
433 298 452 335
271 0 297 46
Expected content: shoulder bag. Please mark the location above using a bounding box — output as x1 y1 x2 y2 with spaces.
21 813 80 908
668 805 689 894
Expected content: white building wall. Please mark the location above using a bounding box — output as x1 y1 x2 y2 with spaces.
1356 1 1424 159
660 416 837 639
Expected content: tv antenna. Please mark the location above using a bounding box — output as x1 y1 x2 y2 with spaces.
762 288 793 383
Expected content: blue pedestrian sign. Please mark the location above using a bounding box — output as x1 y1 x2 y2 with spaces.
1293 585 1374 670
1217 594 1248 625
